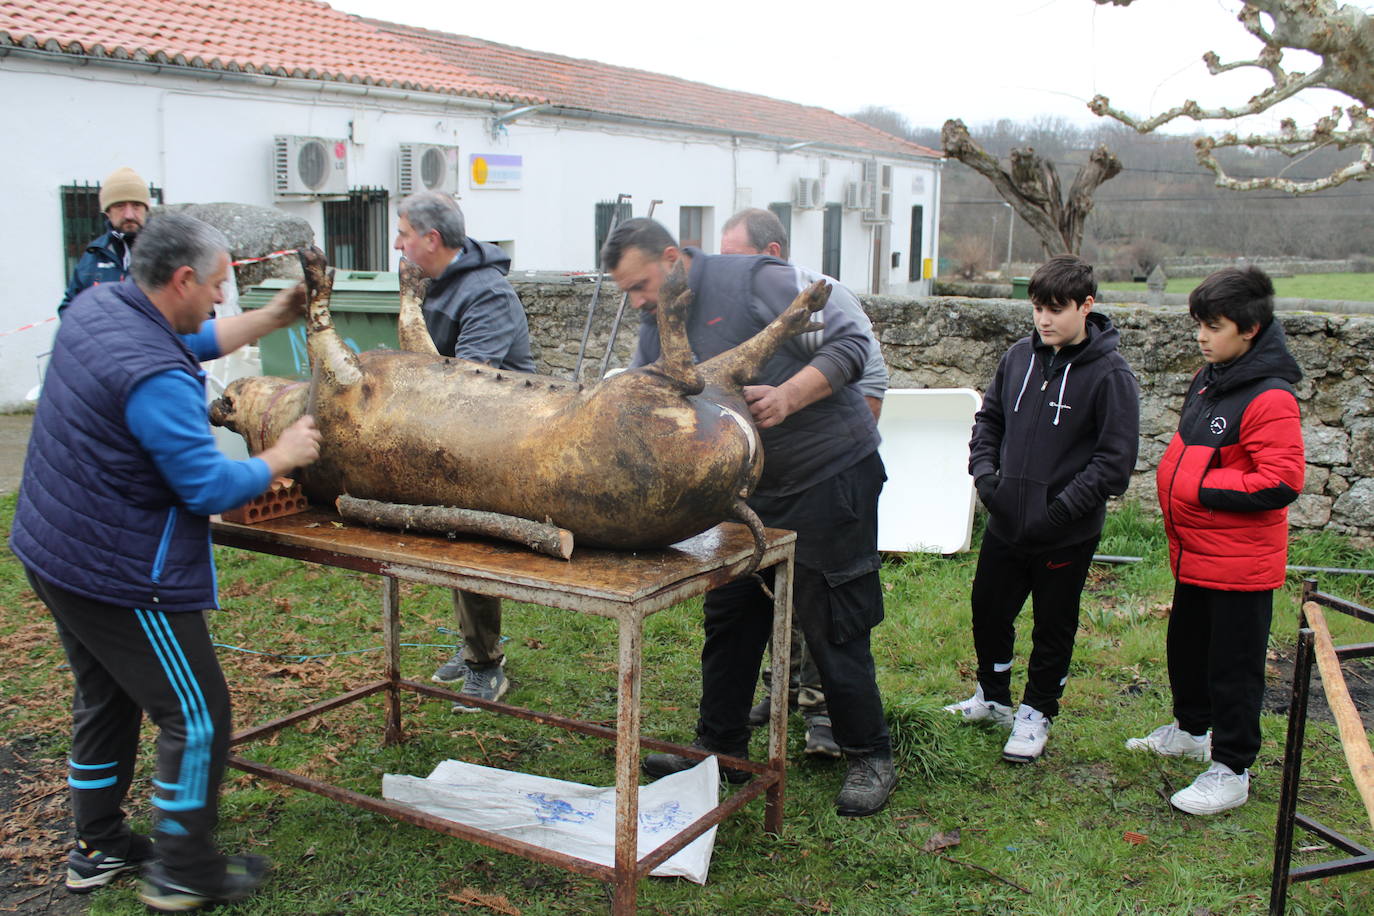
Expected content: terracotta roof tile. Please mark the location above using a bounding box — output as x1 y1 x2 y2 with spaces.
366 20 939 160
0 0 540 102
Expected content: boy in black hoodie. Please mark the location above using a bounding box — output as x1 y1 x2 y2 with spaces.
946 256 1139 763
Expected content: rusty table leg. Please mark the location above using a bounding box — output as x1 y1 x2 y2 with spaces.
611 612 644 915
382 576 403 746
765 556 793 834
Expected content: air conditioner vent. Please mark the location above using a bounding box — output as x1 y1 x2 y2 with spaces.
398 143 461 195
273 136 349 197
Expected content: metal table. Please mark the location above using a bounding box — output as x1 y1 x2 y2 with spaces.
211 508 795 914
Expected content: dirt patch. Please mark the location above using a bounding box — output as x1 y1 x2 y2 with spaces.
1264 647 1374 722
0 413 32 496
0 738 88 915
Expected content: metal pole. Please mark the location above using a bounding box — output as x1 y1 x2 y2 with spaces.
574 193 630 382
1003 202 1014 273
598 199 662 379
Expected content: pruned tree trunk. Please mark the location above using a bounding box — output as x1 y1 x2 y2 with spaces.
336 495 574 560
942 119 1122 256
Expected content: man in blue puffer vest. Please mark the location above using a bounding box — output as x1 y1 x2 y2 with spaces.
11 212 321 911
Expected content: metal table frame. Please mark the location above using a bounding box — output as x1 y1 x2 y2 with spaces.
211 509 795 914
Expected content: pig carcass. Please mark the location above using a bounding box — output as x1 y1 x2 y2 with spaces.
209 249 829 561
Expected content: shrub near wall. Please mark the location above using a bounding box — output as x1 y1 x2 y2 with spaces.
513 283 1374 541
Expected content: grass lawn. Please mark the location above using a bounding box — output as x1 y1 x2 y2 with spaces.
4 494 1374 915
1100 273 1374 303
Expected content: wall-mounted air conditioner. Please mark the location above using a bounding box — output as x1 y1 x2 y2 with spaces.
794 177 823 209
273 136 349 197
845 181 876 211
398 143 461 195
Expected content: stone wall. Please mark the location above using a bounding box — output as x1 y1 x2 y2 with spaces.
511 282 1374 540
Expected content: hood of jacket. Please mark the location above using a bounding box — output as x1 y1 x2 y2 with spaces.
430 239 511 292
1198 319 1303 396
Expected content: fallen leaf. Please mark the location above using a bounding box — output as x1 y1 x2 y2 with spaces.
523 637 546 649
331 521 345 528
448 887 522 915
305 522 321 528
921 828 961 853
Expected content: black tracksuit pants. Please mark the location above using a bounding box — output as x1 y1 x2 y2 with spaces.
970 528 1099 719
1167 582 1273 773
695 451 890 758
27 571 232 889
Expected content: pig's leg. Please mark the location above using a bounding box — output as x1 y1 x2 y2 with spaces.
397 260 439 356
699 279 829 388
646 259 704 394
299 247 362 388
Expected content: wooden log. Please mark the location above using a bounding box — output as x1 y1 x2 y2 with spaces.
1304 601 1374 831
336 495 574 560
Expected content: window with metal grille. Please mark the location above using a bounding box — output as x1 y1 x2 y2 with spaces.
822 203 842 280
767 203 792 250
60 181 164 281
594 199 633 266
324 188 390 270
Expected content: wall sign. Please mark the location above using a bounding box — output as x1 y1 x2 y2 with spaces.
469 153 522 190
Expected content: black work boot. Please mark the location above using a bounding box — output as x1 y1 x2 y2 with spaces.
642 741 752 784
834 754 897 817
803 715 843 759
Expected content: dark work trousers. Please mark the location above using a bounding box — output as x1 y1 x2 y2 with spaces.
696 451 890 758
970 528 1100 719
1167 582 1273 773
27 570 232 889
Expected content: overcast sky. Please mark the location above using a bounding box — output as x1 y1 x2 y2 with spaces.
328 0 1364 136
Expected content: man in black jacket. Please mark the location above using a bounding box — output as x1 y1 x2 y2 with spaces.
59 167 151 314
394 190 535 711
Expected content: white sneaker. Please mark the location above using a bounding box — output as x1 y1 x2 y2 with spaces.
1126 722 1211 761
1002 705 1050 763
1170 762 1249 815
943 685 1014 729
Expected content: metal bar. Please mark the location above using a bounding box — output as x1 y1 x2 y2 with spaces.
635 776 775 877
1269 626 1315 916
1289 852 1374 882
765 556 793 834
382 576 403 746
1335 642 1374 660
598 199 662 380
575 193 629 382
226 754 614 881
1287 565 1374 578
1292 813 1374 858
1091 554 1142 565
611 612 643 916
230 680 390 746
1306 589 1374 624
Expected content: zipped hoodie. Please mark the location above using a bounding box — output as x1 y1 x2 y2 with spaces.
1156 319 1304 591
421 240 536 372
969 310 1140 551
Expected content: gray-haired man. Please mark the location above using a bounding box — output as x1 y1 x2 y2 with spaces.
394 191 536 710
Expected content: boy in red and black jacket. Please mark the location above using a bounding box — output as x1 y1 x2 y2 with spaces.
1127 266 1304 815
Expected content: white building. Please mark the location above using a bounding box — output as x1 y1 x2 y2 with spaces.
0 0 942 408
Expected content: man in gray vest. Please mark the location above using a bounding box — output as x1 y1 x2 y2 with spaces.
394 190 535 710
603 218 896 817
718 207 891 761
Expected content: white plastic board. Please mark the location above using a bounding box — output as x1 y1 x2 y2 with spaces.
876 388 982 554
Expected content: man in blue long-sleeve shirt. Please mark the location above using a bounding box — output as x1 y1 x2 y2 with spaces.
11 213 320 911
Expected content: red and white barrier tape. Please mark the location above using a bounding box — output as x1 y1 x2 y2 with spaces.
2 249 302 340
0 315 58 339
230 248 299 266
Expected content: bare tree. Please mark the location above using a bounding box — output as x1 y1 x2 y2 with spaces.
1090 0 1373 193
848 105 918 141
941 119 1123 256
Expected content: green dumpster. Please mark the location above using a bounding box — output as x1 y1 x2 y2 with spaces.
240 271 400 379
1011 276 1030 300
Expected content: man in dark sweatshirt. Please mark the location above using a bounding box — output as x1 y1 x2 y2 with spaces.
394 190 535 711
946 255 1139 764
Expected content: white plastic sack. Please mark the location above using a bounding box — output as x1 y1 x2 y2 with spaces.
382 756 719 883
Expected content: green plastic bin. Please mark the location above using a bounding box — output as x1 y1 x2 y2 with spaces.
1010 276 1030 300
240 271 401 379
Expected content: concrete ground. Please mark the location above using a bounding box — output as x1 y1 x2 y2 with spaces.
0 414 32 495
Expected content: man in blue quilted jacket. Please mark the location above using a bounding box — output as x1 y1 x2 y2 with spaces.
12 213 320 911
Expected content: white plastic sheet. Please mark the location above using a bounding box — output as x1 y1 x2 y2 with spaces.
382 756 720 883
